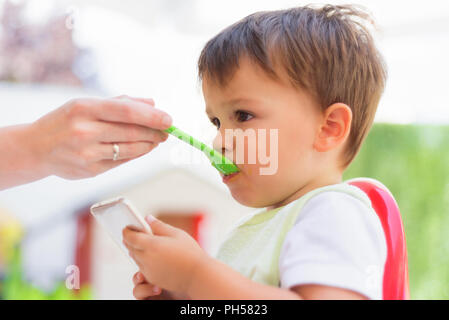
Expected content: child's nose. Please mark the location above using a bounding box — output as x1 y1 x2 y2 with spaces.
212 129 234 157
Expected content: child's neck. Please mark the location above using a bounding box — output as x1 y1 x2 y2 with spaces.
266 170 343 211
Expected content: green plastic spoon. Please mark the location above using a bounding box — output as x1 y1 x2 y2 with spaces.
163 125 240 176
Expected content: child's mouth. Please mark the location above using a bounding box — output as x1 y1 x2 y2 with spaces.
222 171 240 183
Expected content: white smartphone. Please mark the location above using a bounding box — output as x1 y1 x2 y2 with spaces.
90 196 152 262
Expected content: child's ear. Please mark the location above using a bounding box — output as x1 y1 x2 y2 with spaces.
313 103 352 152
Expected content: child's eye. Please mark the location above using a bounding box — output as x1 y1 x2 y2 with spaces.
209 111 252 129
210 117 220 129
235 110 253 122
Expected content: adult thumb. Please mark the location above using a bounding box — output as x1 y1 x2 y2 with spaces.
145 215 178 237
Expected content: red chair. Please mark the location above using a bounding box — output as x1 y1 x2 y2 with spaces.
347 177 410 300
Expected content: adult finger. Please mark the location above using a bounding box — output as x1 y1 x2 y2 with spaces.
114 95 155 107
96 122 168 143
98 141 157 161
91 98 172 130
89 154 149 176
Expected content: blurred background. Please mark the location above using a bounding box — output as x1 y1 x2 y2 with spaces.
0 0 448 299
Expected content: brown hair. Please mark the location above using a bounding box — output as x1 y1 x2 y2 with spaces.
198 4 387 168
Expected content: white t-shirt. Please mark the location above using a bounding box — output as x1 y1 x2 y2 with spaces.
278 191 387 300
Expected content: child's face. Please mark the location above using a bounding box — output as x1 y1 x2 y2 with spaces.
203 57 324 208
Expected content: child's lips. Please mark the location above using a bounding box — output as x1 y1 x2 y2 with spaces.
222 171 240 183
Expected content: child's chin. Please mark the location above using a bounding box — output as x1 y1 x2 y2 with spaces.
230 190 269 208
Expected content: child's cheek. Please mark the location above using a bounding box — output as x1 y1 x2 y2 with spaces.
234 127 280 178
247 132 261 177
254 127 280 177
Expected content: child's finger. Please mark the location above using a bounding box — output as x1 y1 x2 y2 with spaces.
132 271 146 285
122 226 151 250
133 283 161 300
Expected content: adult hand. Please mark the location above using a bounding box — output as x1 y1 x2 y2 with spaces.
0 95 172 189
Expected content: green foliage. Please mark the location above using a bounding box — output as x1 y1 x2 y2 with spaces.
1 245 92 300
344 123 449 299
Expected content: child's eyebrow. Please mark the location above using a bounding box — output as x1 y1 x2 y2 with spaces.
205 98 262 116
226 98 261 107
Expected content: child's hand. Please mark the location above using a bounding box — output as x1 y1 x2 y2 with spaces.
122 215 209 295
132 271 190 300
132 271 162 299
